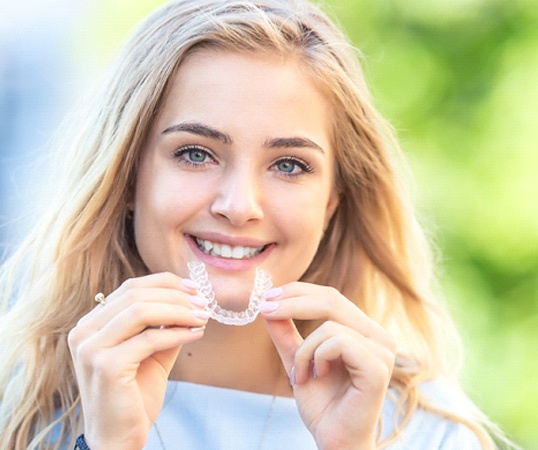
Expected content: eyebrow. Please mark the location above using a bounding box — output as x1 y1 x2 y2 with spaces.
162 122 232 145
162 121 324 154
264 137 325 154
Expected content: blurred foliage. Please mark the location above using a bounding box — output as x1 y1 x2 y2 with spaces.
74 0 537 447
327 0 537 447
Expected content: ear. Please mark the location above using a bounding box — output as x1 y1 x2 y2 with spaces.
323 190 340 232
126 188 135 213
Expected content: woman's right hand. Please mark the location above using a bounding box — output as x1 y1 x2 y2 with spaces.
68 272 210 450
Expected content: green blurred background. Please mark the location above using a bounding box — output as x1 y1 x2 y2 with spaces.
77 0 537 447
327 2 538 448
46 0 538 447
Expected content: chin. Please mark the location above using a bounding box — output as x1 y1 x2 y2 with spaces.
210 281 254 313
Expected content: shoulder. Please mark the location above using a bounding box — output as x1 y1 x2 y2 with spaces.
380 380 483 449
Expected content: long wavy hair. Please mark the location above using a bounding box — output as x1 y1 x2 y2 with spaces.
0 0 512 448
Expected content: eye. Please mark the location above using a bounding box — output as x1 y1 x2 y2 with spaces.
275 160 296 173
272 157 313 177
173 145 216 167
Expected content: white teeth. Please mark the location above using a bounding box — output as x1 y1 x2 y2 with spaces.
232 246 244 259
195 238 264 259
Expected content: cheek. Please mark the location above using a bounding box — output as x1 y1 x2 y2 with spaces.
270 189 329 246
134 192 202 244
295 183 334 224
131 174 200 268
135 167 204 221
269 207 325 286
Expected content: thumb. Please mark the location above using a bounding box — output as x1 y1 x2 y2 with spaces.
263 317 303 375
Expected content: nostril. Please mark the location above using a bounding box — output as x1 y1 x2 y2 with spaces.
210 188 264 225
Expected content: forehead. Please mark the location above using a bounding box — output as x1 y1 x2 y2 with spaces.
151 49 334 144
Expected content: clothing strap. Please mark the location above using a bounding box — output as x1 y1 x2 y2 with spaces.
74 434 91 450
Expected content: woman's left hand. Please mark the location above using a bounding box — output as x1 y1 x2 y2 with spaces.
261 282 397 450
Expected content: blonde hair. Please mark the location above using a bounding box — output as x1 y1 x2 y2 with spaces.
0 0 515 448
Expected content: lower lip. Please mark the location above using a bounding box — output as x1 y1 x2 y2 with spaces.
186 236 273 272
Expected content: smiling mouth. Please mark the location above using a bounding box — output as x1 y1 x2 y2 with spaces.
194 237 266 259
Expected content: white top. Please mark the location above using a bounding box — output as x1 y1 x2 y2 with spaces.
143 380 482 449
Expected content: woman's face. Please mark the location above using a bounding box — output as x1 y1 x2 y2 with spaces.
133 50 339 310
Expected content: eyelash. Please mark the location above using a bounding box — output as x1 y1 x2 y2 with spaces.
271 156 314 178
173 146 314 177
173 145 216 168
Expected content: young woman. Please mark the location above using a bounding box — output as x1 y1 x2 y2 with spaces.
0 0 515 449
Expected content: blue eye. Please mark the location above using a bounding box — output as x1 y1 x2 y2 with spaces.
174 145 215 167
276 160 296 173
272 157 313 177
187 149 207 162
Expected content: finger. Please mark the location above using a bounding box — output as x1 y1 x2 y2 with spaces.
107 276 201 310
76 326 205 381
261 283 391 347
82 287 208 331
314 335 395 392
91 272 199 316
83 273 197 321
262 317 303 376
294 321 394 386
262 282 367 324
116 326 204 371
293 321 350 385
97 303 211 347
114 272 199 296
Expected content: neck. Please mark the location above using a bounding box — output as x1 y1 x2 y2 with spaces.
170 317 292 397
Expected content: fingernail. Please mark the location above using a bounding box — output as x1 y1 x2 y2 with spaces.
182 279 199 290
189 295 208 308
192 309 211 320
259 301 279 314
189 325 206 333
264 287 282 300
289 366 296 386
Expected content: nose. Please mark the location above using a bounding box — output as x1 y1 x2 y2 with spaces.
210 168 264 226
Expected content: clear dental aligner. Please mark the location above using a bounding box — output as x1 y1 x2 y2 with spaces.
187 261 273 326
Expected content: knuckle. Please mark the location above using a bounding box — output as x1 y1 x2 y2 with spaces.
323 286 342 312
294 344 312 365
68 334 122 380
380 345 397 368
91 352 118 379
318 319 339 336
381 356 396 380
120 277 137 291
140 329 159 350
326 333 346 353
75 340 98 365
126 302 147 322
379 328 398 354
324 285 340 297
385 332 398 354
67 327 81 350
67 318 91 350
161 271 179 283
371 345 397 381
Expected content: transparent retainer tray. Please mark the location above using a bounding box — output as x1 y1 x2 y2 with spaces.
187 261 272 326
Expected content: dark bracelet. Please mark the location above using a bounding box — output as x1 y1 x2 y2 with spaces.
74 434 91 450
